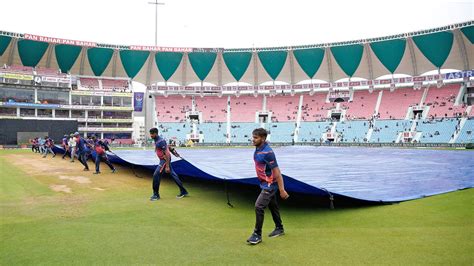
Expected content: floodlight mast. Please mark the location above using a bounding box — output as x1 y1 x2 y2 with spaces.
148 0 165 46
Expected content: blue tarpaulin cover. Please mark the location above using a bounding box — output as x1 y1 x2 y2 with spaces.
100 146 473 203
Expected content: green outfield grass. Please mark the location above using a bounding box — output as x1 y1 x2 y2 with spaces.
0 149 473 265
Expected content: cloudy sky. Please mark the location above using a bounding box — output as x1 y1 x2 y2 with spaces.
1 0 472 49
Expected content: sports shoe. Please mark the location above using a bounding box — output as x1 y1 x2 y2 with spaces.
268 228 285 238
176 192 189 199
150 194 160 201
52 154 56 158
111 168 116 173
246 233 262 245
93 172 101 174
83 168 89 171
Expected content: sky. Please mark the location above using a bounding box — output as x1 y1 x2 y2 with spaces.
1 0 472 49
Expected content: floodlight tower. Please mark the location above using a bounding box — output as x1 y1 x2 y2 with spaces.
148 0 165 46
144 1 165 142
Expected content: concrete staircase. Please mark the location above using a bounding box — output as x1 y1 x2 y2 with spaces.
449 105 472 143
293 94 304 142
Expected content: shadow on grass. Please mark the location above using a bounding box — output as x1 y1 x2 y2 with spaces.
124 163 389 211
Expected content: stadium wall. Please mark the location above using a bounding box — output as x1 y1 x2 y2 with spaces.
0 118 77 145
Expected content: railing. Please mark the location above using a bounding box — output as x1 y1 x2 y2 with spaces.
149 70 473 93
193 142 470 148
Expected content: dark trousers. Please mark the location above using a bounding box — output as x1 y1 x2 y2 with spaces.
254 188 283 236
78 152 89 169
152 161 187 195
95 154 114 172
62 147 70 159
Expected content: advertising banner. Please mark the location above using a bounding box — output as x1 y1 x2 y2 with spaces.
146 70 473 93
0 72 34 80
24 33 96 47
133 92 144 112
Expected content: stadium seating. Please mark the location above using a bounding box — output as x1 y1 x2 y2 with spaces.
424 84 466 118
342 90 378 120
266 95 299 122
78 78 130 92
370 119 410 143
195 96 227 122
102 79 130 92
148 84 471 144
336 120 370 142
301 93 335 122
35 67 64 77
267 122 295 142
455 119 474 143
378 87 423 119
156 96 191 122
230 122 258 143
198 123 227 143
3 65 34 74
298 122 332 142
79 78 100 90
230 96 262 122
417 118 459 143
158 122 191 141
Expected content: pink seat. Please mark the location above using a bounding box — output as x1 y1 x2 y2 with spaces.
156 96 192 122
79 78 100 90
424 84 466 118
342 90 378 120
378 87 424 119
5 65 34 74
266 95 299 122
102 79 129 91
230 96 262 122
301 92 335 121
195 96 227 122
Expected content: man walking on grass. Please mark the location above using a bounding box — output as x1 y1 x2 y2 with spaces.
74 132 89 171
247 128 289 245
149 127 188 201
